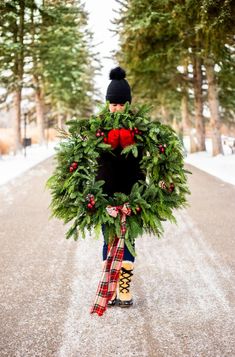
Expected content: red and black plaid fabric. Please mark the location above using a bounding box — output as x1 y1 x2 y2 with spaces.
90 203 131 316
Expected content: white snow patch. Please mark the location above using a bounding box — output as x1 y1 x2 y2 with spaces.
0 141 59 186
184 136 235 186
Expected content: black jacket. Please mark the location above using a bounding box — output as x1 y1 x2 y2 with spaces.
96 147 145 197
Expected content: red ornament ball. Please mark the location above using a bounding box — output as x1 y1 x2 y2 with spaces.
119 128 135 148
69 166 74 172
136 206 142 213
87 203 93 209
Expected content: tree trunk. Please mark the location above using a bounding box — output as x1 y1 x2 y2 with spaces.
181 93 197 153
172 117 179 133
30 5 45 145
12 0 25 154
57 114 64 129
205 59 224 156
34 80 45 145
12 90 22 154
181 62 197 153
192 55 206 151
161 105 169 124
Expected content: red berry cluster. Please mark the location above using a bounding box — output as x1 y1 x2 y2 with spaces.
86 194 96 210
131 127 142 136
69 161 78 172
96 129 105 137
159 144 167 154
159 180 175 193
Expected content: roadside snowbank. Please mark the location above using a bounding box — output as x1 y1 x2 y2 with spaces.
184 136 235 186
0 141 58 186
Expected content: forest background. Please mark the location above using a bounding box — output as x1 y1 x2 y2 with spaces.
0 0 234 157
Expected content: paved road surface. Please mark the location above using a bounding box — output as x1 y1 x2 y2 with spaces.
0 158 235 357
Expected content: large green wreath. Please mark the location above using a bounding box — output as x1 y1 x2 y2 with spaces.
47 103 190 255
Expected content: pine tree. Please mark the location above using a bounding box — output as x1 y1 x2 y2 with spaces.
0 1 26 153
0 0 97 151
37 1 97 119
114 0 235 156
200 0 235 155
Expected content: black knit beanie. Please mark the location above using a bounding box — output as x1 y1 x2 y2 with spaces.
105 67 132 104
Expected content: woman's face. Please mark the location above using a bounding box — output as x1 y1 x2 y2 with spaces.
109 103 125 113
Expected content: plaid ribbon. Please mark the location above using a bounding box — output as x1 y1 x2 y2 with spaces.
90 203 131 316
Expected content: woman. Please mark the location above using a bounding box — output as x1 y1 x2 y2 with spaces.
96 66 145 307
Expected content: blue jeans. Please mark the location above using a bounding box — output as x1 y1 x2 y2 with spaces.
102 225 135 262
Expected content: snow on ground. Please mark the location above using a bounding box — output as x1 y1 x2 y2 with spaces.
184 136 235 186
0 136 235 187
0 141 58 186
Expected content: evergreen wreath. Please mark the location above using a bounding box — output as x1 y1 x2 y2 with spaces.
47 103 190 256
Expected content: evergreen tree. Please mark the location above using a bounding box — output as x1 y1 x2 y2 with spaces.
0 0 26 153
114 0 205 150
200 0 235 155
0 0 97 151
37 1 97 121
114 0 235 156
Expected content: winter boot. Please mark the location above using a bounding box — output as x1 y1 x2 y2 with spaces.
118 261 134 307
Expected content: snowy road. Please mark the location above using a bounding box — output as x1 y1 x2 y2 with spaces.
0 158 235 357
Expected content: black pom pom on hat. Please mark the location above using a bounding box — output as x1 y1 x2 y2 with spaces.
106 66 132 104
109 67 126 80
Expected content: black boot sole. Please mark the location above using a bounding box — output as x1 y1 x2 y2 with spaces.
118 299 133 308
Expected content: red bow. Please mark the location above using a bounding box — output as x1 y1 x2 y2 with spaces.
107 128 135 149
